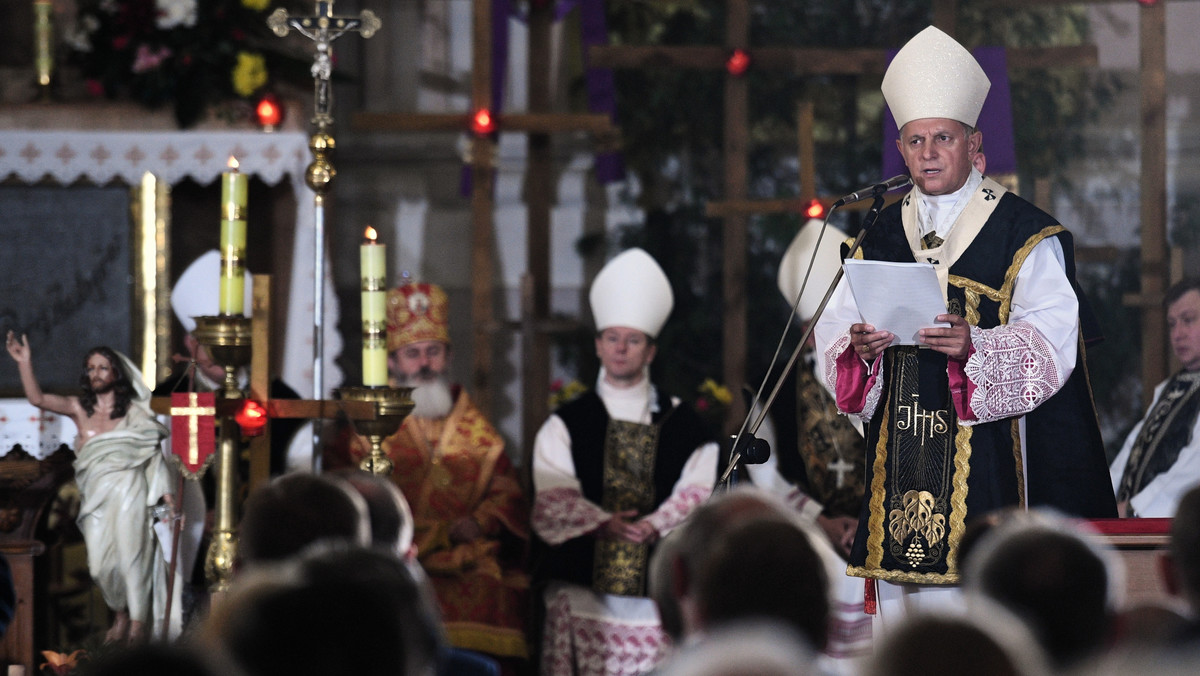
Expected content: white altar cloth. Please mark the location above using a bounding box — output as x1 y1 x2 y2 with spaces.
0 399 77 458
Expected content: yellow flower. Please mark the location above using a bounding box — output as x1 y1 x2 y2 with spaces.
241 0 271 10
699 378 733 406
232 51 268 97
548 379 587 409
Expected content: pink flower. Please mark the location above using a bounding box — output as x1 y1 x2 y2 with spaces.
696 398 710 412
131 44 172 74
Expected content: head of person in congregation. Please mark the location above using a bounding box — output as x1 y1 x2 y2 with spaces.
963 510 1119 670
664 487 833 652
328 467 416 561
235 472 371 572
861 603 1050 676
205 546 444 676
655 621 821 676
1111 278 1200 518
1163 483 1200 646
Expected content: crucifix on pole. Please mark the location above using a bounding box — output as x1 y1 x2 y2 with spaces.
268 1 381 438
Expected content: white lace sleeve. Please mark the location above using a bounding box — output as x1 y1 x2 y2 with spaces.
961 237 1079 425
963 321 1062 424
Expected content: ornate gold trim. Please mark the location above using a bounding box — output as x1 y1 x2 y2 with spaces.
946 422 973 577
864 392 891 571
998 225 1065 324
847 564 959 585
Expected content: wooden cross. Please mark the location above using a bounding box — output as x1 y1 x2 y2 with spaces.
268 1 382 130
350 0 613 459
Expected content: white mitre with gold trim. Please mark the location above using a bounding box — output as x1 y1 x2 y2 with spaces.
171 249 254 333
589 247 673 338
882 26 991 129
778 218 848 323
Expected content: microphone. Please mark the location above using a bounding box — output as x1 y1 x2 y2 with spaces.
831 174 912 208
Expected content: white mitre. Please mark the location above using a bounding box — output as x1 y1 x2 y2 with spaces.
171 249 254 333
589 247 674 338
882 25 991 129
777 218 848 322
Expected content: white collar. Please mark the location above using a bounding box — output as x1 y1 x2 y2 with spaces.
916 168 983 238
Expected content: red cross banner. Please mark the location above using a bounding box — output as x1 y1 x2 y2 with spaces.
170 391 217 480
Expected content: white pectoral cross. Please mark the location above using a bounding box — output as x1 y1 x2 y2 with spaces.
827 458 854 489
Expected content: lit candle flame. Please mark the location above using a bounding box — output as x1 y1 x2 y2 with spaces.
227 156 240 171
364 225 378 243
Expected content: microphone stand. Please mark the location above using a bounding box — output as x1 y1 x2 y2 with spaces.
717 191 891 489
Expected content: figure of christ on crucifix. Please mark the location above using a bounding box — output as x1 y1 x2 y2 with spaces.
6 332 174 644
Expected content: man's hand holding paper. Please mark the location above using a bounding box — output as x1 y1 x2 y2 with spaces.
842 260 968 358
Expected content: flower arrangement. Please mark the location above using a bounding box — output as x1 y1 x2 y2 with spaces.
548 378 587 410
65 0 304 127
694 377 732 425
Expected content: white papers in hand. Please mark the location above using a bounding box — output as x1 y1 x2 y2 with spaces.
842 259 948 345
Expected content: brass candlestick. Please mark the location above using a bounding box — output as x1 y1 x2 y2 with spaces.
192 314 251 592
335 385 414 476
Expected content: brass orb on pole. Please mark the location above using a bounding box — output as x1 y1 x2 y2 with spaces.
335 385 414 476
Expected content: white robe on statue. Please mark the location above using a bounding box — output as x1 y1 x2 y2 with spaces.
72 354 173 635
532 373 719 676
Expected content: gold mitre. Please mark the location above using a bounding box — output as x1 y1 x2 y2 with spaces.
882 26 991 129
386 282 450 352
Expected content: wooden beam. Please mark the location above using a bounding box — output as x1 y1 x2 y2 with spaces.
797 101 816 203
705 194 903 219
351 111 615 134
1140 0 1169 404
470 0 496 415
248 274 271 492
522 2 554 472
723 0 749 433
589 45 1097 75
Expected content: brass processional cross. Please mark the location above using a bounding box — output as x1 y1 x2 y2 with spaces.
267 1 380 411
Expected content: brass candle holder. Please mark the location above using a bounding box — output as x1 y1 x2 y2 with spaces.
335 385 414 476
192 314 252 592
192 315 253 399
